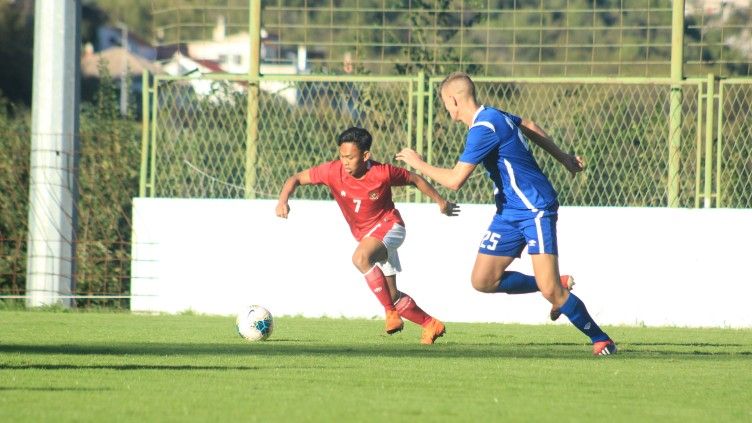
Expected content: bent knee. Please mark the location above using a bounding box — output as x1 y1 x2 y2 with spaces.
471 277 498 293
351 251 372 271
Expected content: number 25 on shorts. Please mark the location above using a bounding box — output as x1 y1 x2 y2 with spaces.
480 231 500 250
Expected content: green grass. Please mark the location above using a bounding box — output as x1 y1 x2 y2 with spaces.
1 311 751 422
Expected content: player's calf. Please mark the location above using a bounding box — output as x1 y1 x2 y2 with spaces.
550 274 575 321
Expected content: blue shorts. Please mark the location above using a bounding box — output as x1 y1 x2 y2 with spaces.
478 206 559 257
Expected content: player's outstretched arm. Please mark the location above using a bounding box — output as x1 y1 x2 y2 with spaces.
276 170 312 218
519 118 585 175
396 148 476 191
407 172 460 217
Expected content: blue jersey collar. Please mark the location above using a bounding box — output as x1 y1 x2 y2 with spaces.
472 105 485 124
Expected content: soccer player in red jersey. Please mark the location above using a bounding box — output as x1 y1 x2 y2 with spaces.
276 127 459 344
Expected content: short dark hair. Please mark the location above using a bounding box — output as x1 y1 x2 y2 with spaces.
337 127 372 151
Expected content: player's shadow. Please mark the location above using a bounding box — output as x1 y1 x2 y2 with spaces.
0 386 111 392
628 342 745 347
0 342 749 360
0 363 264 371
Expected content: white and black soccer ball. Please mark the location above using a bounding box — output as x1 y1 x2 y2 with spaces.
236 305 274 341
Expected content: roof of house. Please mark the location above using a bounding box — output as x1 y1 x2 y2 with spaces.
81 46 162 77
194 59 224 73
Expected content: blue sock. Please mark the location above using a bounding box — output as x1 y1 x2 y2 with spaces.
496 271 539 294
559 293 609 343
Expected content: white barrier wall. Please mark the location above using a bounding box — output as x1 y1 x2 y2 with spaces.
131 198 752 328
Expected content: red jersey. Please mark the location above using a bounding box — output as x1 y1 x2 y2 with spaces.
309 160 411 240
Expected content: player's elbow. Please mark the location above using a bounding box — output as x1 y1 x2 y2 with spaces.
445 177 467 191
445 172 467 191
445 163 474 191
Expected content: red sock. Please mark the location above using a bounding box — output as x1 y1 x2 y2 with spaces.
364 266 395 311
395 293 432 327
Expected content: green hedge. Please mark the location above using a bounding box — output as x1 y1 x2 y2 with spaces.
0 73 140 307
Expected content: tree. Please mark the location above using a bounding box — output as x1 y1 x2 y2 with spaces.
0 0 34 107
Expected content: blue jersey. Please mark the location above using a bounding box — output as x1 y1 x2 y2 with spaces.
459 106 558 212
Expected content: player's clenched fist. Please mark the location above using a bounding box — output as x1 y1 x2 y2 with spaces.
275 202 290 219
564 154 586 175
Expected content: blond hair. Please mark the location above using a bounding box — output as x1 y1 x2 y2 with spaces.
439 72 477 102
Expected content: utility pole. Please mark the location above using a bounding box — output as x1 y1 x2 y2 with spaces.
117 21 129 116
26 0 81 307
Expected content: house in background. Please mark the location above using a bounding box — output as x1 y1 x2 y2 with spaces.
161 51 299 106
161 53 242 102
88 17 311 107
81 43 162 78
80 42 162 115
184 16 308 106
187 16 308 75
84 24 162 116
97 24 157 61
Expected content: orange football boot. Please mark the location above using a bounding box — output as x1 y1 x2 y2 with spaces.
420 318 446 345
385 309 404 334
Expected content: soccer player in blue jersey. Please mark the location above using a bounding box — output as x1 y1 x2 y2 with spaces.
396 72 616 356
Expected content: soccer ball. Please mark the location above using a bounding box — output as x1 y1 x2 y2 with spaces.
236 305 274 341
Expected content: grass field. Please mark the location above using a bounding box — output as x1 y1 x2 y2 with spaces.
1 310 750 422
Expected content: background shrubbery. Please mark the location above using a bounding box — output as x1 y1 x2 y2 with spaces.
0 71 140 307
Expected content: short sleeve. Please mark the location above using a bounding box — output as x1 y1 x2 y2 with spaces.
459 125 498 165
308 162 333 186
386 164 411 186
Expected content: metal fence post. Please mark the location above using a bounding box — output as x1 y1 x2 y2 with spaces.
139 69 150 198
667 0 685 207
415 72 425 202
715 81 725 208
703 74 715 208
427 78 435 169
149 77 158 196
245 0 261 199
694 81 703 209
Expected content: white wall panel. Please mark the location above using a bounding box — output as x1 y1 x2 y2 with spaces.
131 198 752 327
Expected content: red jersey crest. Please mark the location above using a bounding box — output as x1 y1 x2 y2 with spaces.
369 191 379 200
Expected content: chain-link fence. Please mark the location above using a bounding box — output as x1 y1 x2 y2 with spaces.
143 1 752 208
141 74 750 208
718 80 752 207
145 75 421 202
427 78 705 207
